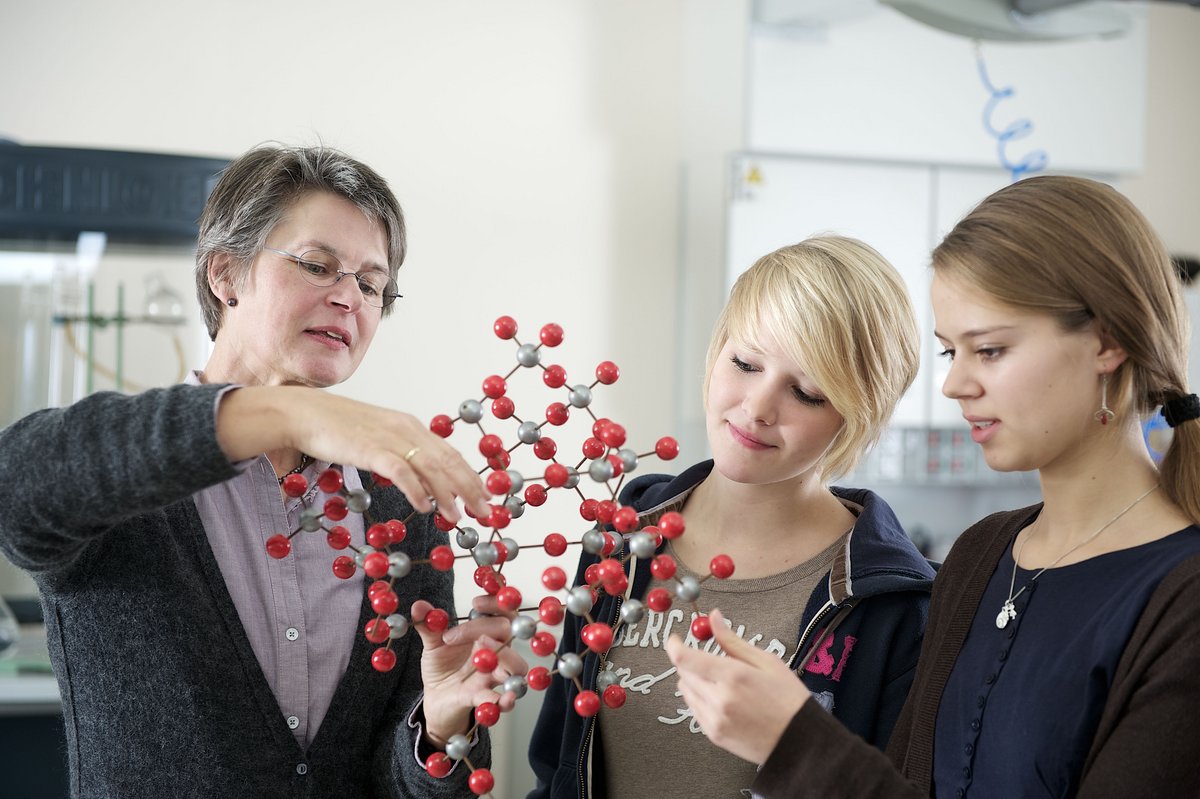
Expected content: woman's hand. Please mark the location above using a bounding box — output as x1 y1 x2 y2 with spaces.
216 385 491 523
412 597 529 745
665 608 810 764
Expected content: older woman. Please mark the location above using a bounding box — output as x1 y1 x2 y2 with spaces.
0 144 521 798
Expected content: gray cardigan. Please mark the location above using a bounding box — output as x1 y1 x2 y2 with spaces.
0 383 487 798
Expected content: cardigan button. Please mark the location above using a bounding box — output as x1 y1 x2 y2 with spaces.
296 763 308 775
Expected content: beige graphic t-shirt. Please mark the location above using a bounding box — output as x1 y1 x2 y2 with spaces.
597 532 848 798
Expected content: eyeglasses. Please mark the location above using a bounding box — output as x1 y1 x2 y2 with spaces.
264 248 402 309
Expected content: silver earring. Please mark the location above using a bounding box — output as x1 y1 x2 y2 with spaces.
1095 374 1114 425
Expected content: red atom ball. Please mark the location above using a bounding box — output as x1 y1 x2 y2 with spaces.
371 647 397 672
650 554 677 581
326 526 351 550
539 323 564 347
488 505 511 530
655 436 679 460
281 474 308 498
710 554 735 579
543 533 568 556
545 402 570 426
481 374 507 399
265 534 291 559
364 618 390 644
474 701 501 727
599 423 626 449
530 630 558 656
538 597 564 626
603 684 627 709
595 360 620 385
595 500 617 525
574 691 601 718
371 590 399 616
430 414 454 438
691 615 714 641
646 587 672 613
524 484 548 507
581 437 606 460
317 468 343 494
469 768 495 795
581 622 615 654
366 523 391 549
472 648 499 674
486 470 512 496
425 752 452 778
332 555 356 579
496 585 522 611
493 315 518 339
532 437 558 461
323 496 348 521
478 434 504 458
659 511 686 539
542 364 567 389
612 506 639 533
491 396 515 419
527 666 552 690
544 559 566 590
544 463 569 488
424 608 450 633
579 498 600 522
363 551 390 579
429 545 455 571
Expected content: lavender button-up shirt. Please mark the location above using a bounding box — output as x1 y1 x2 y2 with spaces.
190 375 365 749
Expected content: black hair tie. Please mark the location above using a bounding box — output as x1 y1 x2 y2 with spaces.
1162 394 1200 428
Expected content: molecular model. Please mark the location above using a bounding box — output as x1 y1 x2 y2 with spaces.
265 316 738 796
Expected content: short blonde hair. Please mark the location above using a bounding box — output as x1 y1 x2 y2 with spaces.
705 236 920 481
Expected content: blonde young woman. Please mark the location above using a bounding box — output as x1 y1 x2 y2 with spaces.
670 176 1200 798
529 237 936 798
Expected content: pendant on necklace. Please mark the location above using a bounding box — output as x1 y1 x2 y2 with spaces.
996 600 1016 629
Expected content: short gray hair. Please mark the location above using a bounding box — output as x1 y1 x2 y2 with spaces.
194 144 406 339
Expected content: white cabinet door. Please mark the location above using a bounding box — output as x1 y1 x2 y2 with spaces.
726 154 934 426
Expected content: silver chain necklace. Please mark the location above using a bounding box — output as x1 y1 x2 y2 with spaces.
996 484 1159 629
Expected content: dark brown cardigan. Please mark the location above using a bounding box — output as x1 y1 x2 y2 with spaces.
752 505 1200 798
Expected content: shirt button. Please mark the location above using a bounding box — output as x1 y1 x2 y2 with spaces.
296 763 308 775
957 789 965 798
964 743 974 756
998 649 1008 661
962 767 971 779
287 715 300 730
976 696 986 709
285 627 300 642
970 718 981 731
985 673 996 685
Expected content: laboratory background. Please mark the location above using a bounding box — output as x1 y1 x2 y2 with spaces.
1 1 1198 797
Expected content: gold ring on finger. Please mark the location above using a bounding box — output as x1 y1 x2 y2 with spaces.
403 446 421 462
